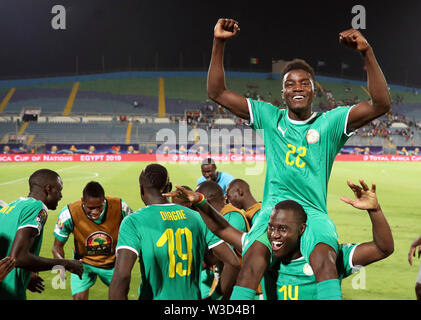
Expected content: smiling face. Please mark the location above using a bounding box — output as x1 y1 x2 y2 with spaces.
282 69 315 118
267 208 306 260
201 164 218 182
82 196 105 221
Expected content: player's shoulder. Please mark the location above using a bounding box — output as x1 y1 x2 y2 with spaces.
220 171 234 180
57 205 72 222
320 105 353 118
249 98 286 116
248 98 279 109
17 197 46 212
105 196 122 203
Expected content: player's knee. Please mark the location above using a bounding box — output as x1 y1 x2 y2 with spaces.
309 243 338 282
415 283 421 300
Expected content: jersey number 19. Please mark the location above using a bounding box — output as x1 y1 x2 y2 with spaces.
156 228 193 278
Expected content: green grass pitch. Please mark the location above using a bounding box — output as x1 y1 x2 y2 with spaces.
0 161 420 300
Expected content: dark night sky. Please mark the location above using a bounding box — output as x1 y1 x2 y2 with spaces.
0 0 420 87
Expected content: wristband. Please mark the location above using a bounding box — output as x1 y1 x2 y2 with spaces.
193 193 207 208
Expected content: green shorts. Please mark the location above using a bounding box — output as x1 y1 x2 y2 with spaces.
70 262 114 296
242 208 339 261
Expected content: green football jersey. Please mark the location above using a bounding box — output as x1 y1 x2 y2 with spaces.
116 203 223 300
0 197 49 300
248 98 353 217
262 243 360 300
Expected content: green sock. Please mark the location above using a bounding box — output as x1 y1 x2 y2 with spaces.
230 285 256 300
316 279 342 300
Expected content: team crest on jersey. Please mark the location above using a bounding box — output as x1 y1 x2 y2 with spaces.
306 129 320 144
36 210 48 225
303 263 314 276
85 232 113 256
56 218 64 230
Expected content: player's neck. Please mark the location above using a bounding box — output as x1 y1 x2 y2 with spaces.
243 197 257 211
27 191 45 204
146 197 170 205
287 108 313 122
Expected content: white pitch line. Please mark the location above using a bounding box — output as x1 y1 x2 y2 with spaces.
0 177 27 186
0 165 85 187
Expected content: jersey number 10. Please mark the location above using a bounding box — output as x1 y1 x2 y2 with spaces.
156 228 193 278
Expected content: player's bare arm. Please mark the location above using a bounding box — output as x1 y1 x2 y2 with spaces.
52 238 66 259
207 18 250 120
408 235 421 266
109 249 137 300
10 227 83 278
0 257 15 282
341 179 394 266
163 185 244 252
340 29 391 131
210 242 241 300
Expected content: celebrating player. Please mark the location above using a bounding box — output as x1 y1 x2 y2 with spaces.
226 179 262 227
207 18 391 299
196 181 249 299
109 164 240 300
0 169 83 300
52 181 133 300
167 179 394 300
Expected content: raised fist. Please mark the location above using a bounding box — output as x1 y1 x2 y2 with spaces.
214 18 240 40
339 29 370 53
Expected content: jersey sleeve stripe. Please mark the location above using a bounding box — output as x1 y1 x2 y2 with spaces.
245 98 254 126
348 243 362 272
208 239 224 250
344 105 356 137
17 224 40 236
54 230 69 239
241 232 247 248
116 245 139 257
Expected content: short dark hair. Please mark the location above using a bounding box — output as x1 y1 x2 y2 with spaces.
281 59 315 82
29 169 60 191
273 200 307 224
139 164 169 191
227 179 250 192
201 158 216 166
180 185 192 191
196 180 224 203
83 181 105 199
